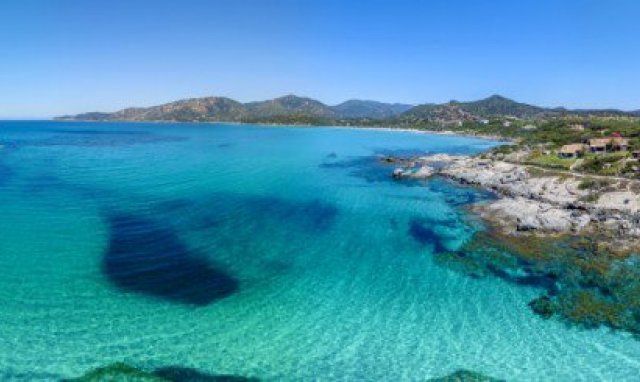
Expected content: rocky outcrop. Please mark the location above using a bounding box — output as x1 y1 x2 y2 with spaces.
393 154 640 242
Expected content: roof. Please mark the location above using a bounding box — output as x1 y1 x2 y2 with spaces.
559 144 585 154
611 137 629 146
589 138 611 147
589 137 629 148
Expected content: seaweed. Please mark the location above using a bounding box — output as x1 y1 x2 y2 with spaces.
437 227 640 335
427 369 504 382
66 363 259 382
103 213 239 306
408 218 448 253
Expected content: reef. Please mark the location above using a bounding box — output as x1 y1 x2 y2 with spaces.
427 369 504 382
66 363 259 382
103 213 239 306
65 363 165 381
390 153 640 335
438 227 640 334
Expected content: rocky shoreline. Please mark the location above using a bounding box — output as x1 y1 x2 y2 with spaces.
389 152 640 334
392 153 640 250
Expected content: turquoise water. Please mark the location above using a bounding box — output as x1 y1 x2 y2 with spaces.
0 121 639 381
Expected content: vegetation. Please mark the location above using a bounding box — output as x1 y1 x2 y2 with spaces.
577 178 611 190
525 152 575 170
66 363 258 382
427 369 505 382
435 228 640 335
577 152 630 176
65 363 167 382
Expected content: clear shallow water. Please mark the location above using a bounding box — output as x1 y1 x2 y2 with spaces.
0 121 639 381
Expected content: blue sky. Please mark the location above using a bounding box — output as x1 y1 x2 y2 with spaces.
1 0 639 118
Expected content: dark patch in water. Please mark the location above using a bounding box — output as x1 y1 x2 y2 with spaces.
320 149 429 186
278 198 337 231
320 155 403 184
487 265 559 294
0 371 64 381
154 366 259 382
326 152 337 159
408 218 447 253
103 213 239 306
217 142 233 148
429 178 497 206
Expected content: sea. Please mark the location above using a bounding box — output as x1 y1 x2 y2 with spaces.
0 121 638 381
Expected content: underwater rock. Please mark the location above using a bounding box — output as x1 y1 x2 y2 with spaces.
393 166 434 179
433 252 488 279
65 363 166 381
428 369 504 382
443 228 640 335
154 366 259 381
408 218 447 253
103 213 239 306
67 363 259 382
528 295 557 319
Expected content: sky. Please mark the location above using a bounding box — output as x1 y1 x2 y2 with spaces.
1 0 639 118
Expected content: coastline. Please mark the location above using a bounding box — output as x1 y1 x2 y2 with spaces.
50 118 514 143
391 151 640 334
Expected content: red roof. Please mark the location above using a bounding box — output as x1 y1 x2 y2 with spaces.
612 132 622 137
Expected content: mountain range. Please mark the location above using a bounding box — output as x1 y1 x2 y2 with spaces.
56 94 639 124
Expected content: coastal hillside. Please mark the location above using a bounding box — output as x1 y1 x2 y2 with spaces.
401 95 547 120
56 95 410 123
63 97 248 122
244 95 335 119
57 94 636 124
332 100 413 119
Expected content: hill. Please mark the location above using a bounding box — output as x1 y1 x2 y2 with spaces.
401 95 548 121
56 94 637 124
245 95 335 119
332 100 413 119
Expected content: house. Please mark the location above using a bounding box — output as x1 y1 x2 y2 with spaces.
522 124 537 130
570 124 585 131
503 121 512 127
611 137 629 152
589 138 610 153
589 137 629 154
558 144 585 158
480 119 489 125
